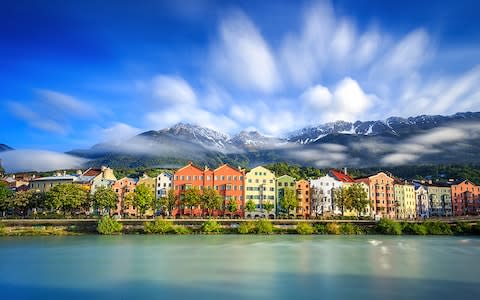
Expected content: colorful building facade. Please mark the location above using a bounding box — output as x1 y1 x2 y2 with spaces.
450 180 480 216
276 175 296 215
394 181 416 220
112 177 137 217
173 163 245 217
296 179 310 218
245 166 276 218
356 172 395 219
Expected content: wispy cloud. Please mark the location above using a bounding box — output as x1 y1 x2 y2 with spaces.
210 10 280 93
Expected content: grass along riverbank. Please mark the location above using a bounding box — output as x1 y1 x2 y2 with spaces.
2 218 480 236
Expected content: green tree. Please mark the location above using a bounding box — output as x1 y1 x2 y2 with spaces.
132 183 155 217
92 186 118 216
10 190 32 217
245 200 256 215
227 197 238 217
45 184 88 216
262 201 275 216
183 186 201 217
348 183 369 217
201 188 222 217
0 183 13 217
333 186 351 216
159 189 177 217
279 187 298 216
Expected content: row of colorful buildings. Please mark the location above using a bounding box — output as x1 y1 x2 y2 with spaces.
2 163 480 219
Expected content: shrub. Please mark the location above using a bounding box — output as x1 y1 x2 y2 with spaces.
256 219 273 234
376 218 402 235
424 221 452 235
0 223 5 235
403 223 428 235
202 220 222 234
173 225 191 234
144 219 174 234
238 221 256 234
97 216 123 235
326 222 340 235
340 223 356 235
296 222 314 235
315 223 327 234
453 222 472 235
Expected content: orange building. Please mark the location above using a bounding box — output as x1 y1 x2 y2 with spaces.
295 179 310 218
112 177 137 217
173 162 245 217
450 180 480 216
355 172 395 219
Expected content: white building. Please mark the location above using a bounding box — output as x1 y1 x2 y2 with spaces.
309 174 343 216
415 185 430 219
155 172 172 199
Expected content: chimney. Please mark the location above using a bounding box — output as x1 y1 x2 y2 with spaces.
343 167 347 175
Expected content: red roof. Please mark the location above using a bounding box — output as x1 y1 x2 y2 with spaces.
83 168 102 177
329 169 355 183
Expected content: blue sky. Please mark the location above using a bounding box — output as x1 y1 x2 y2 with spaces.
1 0 480 153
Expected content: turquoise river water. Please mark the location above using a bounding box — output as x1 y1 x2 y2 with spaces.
0 235 479 299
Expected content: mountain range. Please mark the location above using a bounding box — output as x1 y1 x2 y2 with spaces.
0 144 13 152
64 111 480 169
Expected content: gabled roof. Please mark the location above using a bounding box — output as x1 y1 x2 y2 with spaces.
276 174 295 181
329 169 354 183
214 163 245 174
175 161 205 173
82 168 102 177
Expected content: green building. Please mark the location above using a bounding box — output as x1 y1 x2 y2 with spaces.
276 175 296 215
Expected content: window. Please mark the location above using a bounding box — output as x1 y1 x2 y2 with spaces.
255 179 259 183
228 176 232 180
263 179 266 183
187 176 191 180
269 180 273 184
200 176 204 180
175 176 178 180
207 176 211 180
181 176 184 180
194 176 197 180
215 176 218 180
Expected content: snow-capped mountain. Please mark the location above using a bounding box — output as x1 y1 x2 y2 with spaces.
71 111 480 168
288 112 480 144
230 131 287 150
0 144 13 152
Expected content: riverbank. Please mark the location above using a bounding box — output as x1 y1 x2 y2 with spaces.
1 218 480 236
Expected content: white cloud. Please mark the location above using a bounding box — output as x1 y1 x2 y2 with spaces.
330 20 356 61
300 84 332 109
299 77 375 125
37 89 97 117
211 10 279 93
381 123 480 165
151 75 197 105
98 123 143 145
146 105 238 133
0 150 86 173
6 101 66 134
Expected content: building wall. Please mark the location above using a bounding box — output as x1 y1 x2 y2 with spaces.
309 175 342 216
173 163 245 217
245 166 276 218
155 173 172 199
276 175 296 215
358 172 395 219
28 178 75 193
296 179 310 218
137 175 156 217
112 177 137 217
427 185 452 217
395 183 416 220
342 182 370 217
451 181 480 216
415 185 429 218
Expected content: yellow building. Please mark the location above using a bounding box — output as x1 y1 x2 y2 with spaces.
395 181 416 220
342 182 371 217
137 174 157 217
245 166 276 218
